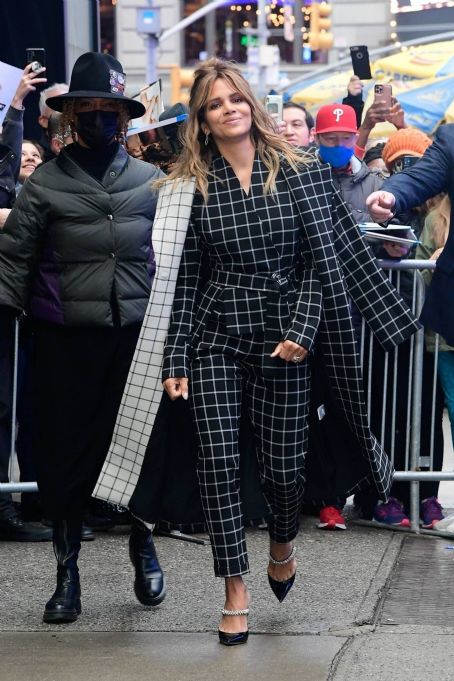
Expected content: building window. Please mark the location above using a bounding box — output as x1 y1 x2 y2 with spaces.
183 0 206 64
183 0 303 65
100 0 116 55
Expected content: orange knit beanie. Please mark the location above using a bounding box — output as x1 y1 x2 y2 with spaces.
382 128 432 170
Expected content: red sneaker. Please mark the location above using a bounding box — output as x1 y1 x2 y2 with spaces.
318 506 347 531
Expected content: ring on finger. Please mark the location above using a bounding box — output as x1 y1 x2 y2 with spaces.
292 355 303 363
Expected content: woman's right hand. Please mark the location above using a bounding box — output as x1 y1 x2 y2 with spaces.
163 377 189 401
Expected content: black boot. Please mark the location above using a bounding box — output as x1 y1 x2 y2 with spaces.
0 509 52 542
129 518 166 606
43 519 82 624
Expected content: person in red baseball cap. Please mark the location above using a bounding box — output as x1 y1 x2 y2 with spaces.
314 103 359 168
312 103 384 225
303 103 386 533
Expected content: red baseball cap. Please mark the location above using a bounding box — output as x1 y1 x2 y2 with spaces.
315 104 358 134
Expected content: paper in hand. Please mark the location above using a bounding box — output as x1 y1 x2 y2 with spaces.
359 223 420 247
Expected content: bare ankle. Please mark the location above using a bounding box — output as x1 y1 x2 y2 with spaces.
225 576 247 596
269 540 293 561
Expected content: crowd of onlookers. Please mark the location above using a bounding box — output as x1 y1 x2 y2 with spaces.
0 63 452 544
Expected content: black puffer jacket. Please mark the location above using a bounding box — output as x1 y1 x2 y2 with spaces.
0 145 163 326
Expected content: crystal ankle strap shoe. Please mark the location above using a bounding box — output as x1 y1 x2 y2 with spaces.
268 545 296 603
218 608 249 646
268 545 296 565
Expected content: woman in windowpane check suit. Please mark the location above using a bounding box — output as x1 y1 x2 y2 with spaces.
160 59 420 645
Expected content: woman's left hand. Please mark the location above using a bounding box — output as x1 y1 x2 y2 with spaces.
270 339 308 363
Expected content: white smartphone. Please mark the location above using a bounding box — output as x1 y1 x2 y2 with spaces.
264 94 283 123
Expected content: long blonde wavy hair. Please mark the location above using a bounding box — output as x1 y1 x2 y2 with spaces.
160 58 311 200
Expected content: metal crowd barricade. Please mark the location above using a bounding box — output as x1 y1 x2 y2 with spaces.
0 317 38 495
1 260 454 538
358 259 454 536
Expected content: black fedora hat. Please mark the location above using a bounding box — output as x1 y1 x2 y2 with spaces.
46 52 145 120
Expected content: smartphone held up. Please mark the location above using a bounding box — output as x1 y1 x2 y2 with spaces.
349 45 372 80
26 48 46 74
374 83 392 109
265 94 283 123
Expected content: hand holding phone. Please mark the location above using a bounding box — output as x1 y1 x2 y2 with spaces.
12 62 47 108
347 75 363 98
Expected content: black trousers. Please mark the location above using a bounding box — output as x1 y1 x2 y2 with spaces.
190 323 309 578
32 322 141 521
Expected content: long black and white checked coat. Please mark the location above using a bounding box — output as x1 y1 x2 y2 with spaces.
94 154 420 506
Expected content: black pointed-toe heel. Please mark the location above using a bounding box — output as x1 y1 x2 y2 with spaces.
218 608 249 646
268 545 296 603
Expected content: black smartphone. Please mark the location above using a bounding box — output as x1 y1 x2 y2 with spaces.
26 47 46 72
350 45 372 80
391 155 419 174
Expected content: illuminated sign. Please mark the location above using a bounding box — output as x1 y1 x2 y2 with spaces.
240 34 259 46
391 0 454 12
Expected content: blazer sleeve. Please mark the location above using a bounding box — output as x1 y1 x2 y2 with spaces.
283 249 322 351
383 125 452 213
162 218 203 380
0 175 46 312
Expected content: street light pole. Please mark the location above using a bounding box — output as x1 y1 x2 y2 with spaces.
146 0 158 84
146 37 158 84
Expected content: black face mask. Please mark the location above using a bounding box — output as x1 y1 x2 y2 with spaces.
75 110 119 149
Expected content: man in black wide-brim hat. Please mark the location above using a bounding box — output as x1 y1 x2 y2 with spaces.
0 52 166 623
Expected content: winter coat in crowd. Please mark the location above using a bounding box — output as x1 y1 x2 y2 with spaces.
0 144 162 327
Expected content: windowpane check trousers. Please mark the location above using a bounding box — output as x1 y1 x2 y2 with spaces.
189 324 310 577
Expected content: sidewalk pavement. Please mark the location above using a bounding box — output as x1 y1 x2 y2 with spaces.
2 512 454 681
